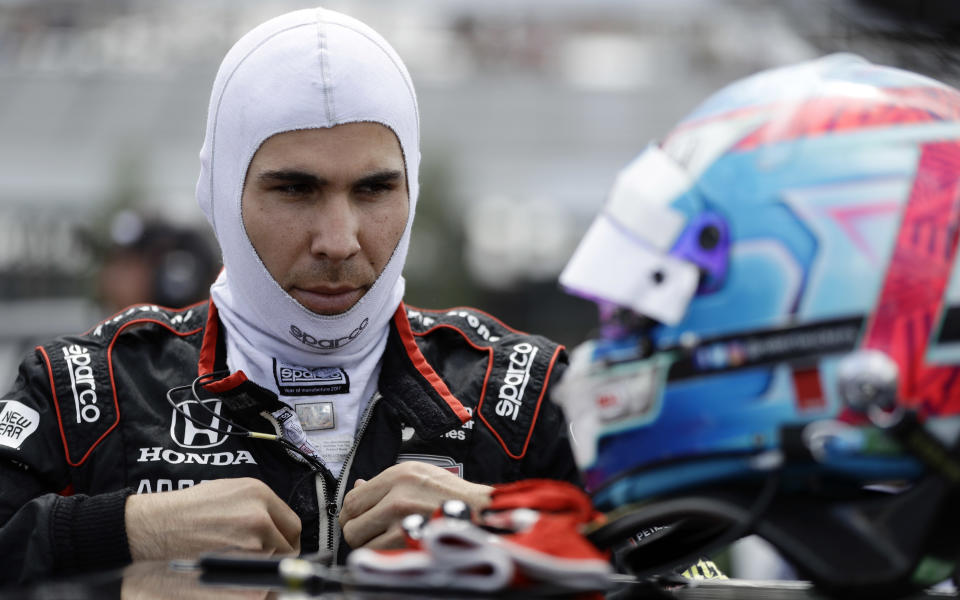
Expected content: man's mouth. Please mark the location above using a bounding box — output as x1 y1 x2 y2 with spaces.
291 286 365 315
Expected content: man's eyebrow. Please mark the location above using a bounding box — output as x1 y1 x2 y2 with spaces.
355 169 404 186
254 169 403 186
256 170 325 185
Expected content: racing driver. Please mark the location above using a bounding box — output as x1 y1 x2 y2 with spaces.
0 6 577 583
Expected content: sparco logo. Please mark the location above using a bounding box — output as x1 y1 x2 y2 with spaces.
289 318 369 350
171 399 230 449
495 342 538 421
274 360 349 395
62 345 99 424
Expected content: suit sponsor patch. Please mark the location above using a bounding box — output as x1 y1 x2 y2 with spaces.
493 342 537 421
62 345 101 424
480 337 560 458
0 401 39 449
170 399 230 449
41 341 119 465
404 306 563 460
273 359 349 395
136 446 256 466
136 478 209 494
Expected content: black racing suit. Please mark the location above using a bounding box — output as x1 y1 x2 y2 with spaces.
0 300 578 584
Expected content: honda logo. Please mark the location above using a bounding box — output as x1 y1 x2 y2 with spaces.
170 399 231 449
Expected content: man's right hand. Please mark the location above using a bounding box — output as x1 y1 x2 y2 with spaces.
125 477 301 561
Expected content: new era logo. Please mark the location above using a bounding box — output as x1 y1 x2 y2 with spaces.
0 401 39 449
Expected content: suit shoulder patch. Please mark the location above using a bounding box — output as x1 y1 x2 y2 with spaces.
39 302 205 466
39 339 118 466
406 306 563 459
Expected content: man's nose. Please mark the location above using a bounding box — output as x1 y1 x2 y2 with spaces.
309 195 361 262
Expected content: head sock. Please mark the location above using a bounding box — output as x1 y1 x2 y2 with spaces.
196 7 419 475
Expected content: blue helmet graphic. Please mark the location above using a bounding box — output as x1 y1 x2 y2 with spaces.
556 54 960 596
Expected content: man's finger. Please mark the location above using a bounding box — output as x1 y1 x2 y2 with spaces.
359 522 407 550
261 519 299 555
231 480 302 554
340 490 405 548
266 496 302 551
243 478 302 551
339 475 391 524
340 504 383 548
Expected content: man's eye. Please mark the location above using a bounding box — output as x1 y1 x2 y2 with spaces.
356 182 395 196
274 183 311 196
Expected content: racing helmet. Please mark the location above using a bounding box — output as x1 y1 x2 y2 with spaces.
555 54 960 597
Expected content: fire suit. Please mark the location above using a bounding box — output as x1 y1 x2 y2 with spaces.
0 300 577 583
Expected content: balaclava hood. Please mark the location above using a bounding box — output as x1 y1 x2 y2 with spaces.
197 7 419 371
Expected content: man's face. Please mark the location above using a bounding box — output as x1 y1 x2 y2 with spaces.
242 122 409 316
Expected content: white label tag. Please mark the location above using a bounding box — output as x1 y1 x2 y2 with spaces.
295 402 336 431
317 437 353 464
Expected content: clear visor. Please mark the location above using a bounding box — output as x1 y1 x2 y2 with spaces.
559 145 700 326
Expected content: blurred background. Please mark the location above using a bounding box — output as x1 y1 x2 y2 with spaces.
2 0 960 391
3 0 960 379
1 0 959 579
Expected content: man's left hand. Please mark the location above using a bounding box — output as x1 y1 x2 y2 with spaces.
338 462 492 549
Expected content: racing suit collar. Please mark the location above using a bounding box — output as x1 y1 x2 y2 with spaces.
377 303 471 441
197 298 248 393
196 299 469 440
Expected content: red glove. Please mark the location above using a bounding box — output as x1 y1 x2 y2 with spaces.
347 479 611 593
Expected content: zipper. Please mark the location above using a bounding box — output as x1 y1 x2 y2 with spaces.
325 391 383 557
315 470 336 554
263 409 338 554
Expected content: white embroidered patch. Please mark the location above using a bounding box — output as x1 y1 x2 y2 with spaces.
273 359 349 395
0 401 40 449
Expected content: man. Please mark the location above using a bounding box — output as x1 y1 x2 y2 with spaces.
0 7 577 583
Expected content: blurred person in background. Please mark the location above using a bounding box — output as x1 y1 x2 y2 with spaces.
97 211 220 315
0 6 576 583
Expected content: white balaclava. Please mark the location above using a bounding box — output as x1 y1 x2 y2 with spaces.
196 7 419 475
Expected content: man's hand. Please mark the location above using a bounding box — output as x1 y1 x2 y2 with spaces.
338 462 492 549
125 477 301 561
